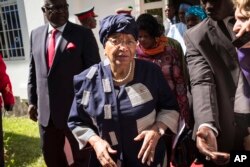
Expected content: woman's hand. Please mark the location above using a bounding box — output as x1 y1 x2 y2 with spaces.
89 135 117 167
134 125 161 166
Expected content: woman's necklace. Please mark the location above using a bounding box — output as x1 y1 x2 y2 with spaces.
113 61 133 83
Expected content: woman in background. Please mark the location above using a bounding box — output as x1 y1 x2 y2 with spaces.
136 13 190 167
0 54 15 166
185 5 207 29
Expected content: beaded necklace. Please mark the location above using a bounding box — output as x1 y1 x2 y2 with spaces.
113 61 133 83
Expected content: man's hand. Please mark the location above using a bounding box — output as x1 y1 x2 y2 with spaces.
244 127 250 151
196 126 230 165
28 104 37 122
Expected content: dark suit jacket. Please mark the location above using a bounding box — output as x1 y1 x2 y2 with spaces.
184 17 240 152
28 21 100 129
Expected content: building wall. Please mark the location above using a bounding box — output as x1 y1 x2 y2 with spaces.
6 0 136 99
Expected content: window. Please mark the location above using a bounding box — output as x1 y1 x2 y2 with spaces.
144 0 161 3
0 1 25 60
137 0 164 24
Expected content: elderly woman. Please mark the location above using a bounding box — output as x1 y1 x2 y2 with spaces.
68 14 179 167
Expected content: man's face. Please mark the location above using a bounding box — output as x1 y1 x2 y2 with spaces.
186 15 201 29
42 0 69 28
165 5 175 19
200 0 234 20
233 7 249 34
89 17 97 29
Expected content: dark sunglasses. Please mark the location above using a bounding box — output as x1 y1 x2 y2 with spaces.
42 4 69 12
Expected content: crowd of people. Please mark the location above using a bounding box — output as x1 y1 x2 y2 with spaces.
1 0 250 166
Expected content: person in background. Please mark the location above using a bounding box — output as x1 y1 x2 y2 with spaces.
178 3 192 24
164 0 179 35
136 13 190 167
68 14 179 167
0 54 15 167
233 0 250 37
75 7 98 29
115 6 133 15
185 5 207 29
167 3 191 54
184 0 250 166
233 0 250 86
27 0 100 166
232 4 250 154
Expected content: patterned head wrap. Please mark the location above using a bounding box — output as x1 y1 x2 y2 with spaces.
99 14 138 46
185 5 207 21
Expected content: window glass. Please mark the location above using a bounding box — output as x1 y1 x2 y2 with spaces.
144 0 161 3
0 2 24 60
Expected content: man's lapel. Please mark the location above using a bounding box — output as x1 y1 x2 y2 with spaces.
41 25 49 74
208 19 240 87
48 22 72 75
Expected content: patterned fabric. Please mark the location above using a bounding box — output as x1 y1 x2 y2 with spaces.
0 54 14 109
136 37 191 127
137 36 168 56
68 59 179 167
185 5 207 21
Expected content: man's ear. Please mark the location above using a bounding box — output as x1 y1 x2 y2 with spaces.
41 7 46 13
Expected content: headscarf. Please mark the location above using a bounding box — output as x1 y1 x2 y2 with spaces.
99 14 138 46
185 5 207 21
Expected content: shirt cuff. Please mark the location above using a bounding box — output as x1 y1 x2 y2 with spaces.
156 109 179 134
72 126 97 149
198 123 218 137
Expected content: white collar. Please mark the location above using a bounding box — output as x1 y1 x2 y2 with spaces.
48 22 67 33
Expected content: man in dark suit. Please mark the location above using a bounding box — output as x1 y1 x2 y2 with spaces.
27 0 100 166
184 0 250 166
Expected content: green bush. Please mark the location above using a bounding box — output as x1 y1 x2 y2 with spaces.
3 116 45 167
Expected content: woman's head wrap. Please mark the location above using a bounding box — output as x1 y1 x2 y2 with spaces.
99 14 138 46
185 5 207 21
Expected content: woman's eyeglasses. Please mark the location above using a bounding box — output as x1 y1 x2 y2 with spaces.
108 38 136 47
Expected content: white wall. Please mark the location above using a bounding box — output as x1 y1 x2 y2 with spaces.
6 0 136 99
70 0 135 59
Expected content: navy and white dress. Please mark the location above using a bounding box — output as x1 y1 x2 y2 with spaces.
68 58 179 167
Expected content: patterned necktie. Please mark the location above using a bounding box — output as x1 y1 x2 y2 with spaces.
47 29 58 68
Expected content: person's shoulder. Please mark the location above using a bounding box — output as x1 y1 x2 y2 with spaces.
67 21 91 32
187 18 210 34
168 37 181 46
74 63 100 80
31 24 48 33
73 62 102 90
135 59 162 72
